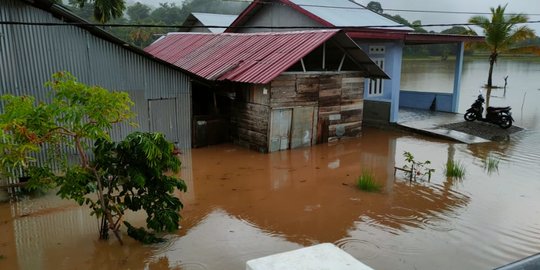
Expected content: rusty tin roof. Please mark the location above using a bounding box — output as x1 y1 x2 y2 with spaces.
145 30 388 84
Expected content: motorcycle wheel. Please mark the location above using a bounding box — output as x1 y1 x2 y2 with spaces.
464 112 476 122
499 115 512 129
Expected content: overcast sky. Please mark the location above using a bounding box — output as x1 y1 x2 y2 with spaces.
357 0 540 33
133 0 540 34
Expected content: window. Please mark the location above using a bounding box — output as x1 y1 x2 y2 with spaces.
368 58 384 96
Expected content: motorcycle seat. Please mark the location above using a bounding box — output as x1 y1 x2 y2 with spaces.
487 106 511 111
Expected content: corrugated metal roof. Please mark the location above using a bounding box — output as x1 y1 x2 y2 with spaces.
145 30 388 84
191 13 238 33
288 0 412 31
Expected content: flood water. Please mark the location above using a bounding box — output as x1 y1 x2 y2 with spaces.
1 58 540 270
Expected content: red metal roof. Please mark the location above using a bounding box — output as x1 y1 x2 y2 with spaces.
145 30 341 84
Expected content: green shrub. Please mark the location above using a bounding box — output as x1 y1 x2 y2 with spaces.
0 72 186 245
445 160 466 179
356 171 382 192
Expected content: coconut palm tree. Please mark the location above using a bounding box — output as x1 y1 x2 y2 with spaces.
468 5 536 107
69 0 126 23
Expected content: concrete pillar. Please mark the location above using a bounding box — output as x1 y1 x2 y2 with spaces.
452 42 465 113
388 42 403 123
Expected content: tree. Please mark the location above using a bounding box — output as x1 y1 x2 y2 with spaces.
367 1 383 14
127 2 151 22
411 20 427 33
150 3 186 26
69 0 126 23
441 26 468 35
0 72 186 244
468 5 536 107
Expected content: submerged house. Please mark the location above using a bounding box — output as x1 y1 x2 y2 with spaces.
145 30 387 152
227 0 483 124
181 12 238 33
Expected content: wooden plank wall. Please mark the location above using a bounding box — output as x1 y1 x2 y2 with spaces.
321 73 364 142
229 72 364 152
230 86 271 152
271 73 365 143
270 74 319 107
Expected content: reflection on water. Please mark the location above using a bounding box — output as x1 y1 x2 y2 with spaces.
3 126 540 269
402 58 540 129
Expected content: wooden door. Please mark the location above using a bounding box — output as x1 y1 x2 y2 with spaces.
269 109 292 152
291 106 316 149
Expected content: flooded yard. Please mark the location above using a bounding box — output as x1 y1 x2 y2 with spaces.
2 58 540 269
2 126 540 269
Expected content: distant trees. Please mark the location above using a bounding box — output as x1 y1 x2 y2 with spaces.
367 1 383 14
440 26 468 35
68 0 126 23
64 0 248 47
126 2 151 22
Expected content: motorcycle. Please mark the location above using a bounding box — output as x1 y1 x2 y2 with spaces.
464 94 513 129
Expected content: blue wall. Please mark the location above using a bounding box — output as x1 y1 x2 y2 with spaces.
400 91 454 112
358 41 404 123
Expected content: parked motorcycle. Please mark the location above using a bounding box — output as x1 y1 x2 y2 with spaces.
464 94 513 129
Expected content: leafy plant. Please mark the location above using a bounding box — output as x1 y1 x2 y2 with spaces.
402 151 435 181
484 156 500 174
89 132 187 241
445 160 466 179
22 166 58 195
356 170 382 192
0 72 186 244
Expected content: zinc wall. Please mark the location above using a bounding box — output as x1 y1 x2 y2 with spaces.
0 0 192 184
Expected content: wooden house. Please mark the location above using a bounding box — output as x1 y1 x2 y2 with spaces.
145 30 388 152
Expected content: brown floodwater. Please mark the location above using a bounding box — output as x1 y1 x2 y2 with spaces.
2 126 540 270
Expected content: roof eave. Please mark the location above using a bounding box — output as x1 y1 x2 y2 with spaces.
333 32 390 79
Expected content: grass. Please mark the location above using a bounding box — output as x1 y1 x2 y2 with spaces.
356 171 382 192
484 156 500 174
445 160 466 179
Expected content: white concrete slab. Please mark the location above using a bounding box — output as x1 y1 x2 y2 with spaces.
246 243 374 270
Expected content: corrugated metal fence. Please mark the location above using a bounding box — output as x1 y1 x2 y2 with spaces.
0 0 192 185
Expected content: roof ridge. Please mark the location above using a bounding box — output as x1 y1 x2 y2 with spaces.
167 29 340 37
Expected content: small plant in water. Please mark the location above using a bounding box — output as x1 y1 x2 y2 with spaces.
356 170 382 192
445 160 466 179
484 156 500 174
402 151 435 181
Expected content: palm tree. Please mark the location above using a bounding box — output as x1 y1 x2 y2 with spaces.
468 5 536 107
69 0 126 23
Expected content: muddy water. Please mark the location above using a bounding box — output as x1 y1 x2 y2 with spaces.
2 126 540 269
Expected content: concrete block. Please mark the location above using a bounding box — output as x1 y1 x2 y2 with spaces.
246 243 374 270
